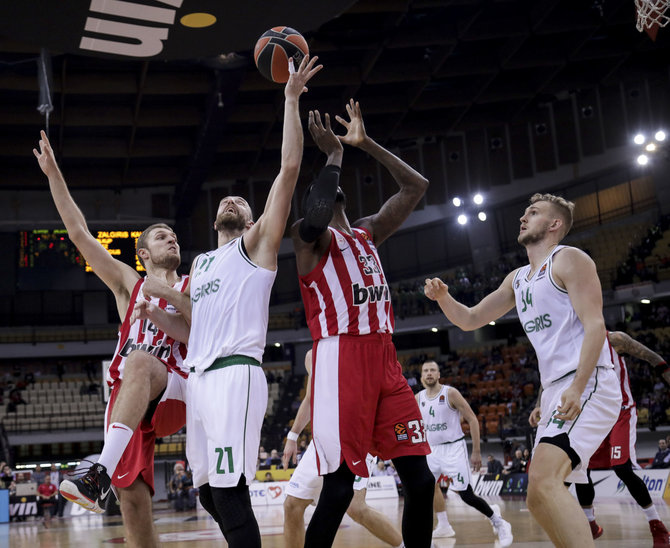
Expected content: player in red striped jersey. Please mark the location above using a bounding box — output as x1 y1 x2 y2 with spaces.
34 131 190 548
291 100 434 548
530 331 670 546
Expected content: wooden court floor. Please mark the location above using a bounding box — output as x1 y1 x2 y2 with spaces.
4 495 669 547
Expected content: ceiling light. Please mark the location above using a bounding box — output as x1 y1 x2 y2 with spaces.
457 214 467 225
452 197 462 207
473 193 483 205
640 298 651 304
431 327 438 333
274 342 281 347
489 321 496 326
655 130 666 142
637 154 649 165
633 133 645 145
478 212 487 221
646 143 657 152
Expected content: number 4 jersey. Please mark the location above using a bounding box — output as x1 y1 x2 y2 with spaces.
417 385 464 446
513 245 615 386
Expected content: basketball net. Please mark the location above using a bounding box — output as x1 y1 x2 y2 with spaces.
635 0 670 40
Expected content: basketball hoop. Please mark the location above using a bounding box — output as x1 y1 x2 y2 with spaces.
635 0 670 32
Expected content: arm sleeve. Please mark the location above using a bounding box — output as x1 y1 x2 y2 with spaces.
298 164 341 243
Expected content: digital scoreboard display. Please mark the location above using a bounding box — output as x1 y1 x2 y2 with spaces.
87 230 145 273
19 229 145 272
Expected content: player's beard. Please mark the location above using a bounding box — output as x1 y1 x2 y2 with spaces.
152 251 180 270
518 222 549 246
215 211 247 232
422 377 438 388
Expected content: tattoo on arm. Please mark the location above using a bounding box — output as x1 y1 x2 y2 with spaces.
610 331 664 366
535 385 543 408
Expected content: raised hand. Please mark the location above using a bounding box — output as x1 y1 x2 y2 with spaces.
335 99 367 147
308 110 343 157
33 130 60 178
284 54 322 100
424 278 449 302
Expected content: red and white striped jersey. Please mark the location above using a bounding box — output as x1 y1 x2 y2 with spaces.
299 227 394 341
607 334 635 409
106 276 189 386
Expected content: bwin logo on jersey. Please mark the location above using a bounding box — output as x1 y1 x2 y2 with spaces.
352 282 390 306
119 337 171 360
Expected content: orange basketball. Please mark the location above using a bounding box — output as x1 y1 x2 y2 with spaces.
253 26 308 84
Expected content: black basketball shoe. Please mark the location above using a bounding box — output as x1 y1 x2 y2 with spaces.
59 463 112 514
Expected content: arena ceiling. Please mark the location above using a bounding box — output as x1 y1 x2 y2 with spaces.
1 0 669 225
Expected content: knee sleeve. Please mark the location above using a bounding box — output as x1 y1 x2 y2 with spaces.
210 476 261 548
575 481 595 507
614 460 652 508
198 484 225 534
458 485 493 518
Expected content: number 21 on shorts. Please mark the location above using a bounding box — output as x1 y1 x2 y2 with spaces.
215 446 234 474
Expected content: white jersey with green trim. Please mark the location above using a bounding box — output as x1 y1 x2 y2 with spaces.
185 236 276 374
513 244 614 387
417 385 463 445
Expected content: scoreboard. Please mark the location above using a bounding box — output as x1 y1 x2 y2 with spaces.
86 230 145 273
18 229 145 272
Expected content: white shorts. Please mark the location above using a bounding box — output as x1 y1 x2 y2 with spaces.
533 366 621 483
186 363 268 488
286 441 375 502
426 438 471 491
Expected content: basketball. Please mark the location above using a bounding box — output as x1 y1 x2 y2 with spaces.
254 26 309 84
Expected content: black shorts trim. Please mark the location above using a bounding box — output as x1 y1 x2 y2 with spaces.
538 433 580 470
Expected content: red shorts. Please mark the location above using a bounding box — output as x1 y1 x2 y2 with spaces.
588 406 637 469
311 333 430 478
105 369 187 494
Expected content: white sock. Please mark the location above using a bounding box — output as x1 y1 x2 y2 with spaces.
583 507 595 521
643 505 660 522
436 511 450 526
98 422 134 476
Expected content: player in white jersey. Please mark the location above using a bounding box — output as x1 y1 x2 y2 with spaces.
530 331 670 545
292 102 434 548
424 193 621 547
144 55 321 548
417 361 513 546
282 351 404 548
34 132 190 548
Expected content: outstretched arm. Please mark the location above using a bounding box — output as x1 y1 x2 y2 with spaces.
129 300 190 344
33 131 139 315
336 100 428 246
449 387 481 471
424 270 517 331
609 331 669 385
245 55 322 270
